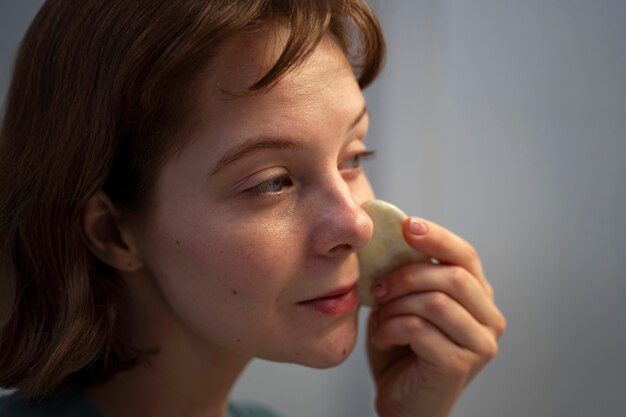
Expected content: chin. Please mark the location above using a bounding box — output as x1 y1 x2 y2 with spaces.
303 343 357 369
294 313 360 368
257 310 360 367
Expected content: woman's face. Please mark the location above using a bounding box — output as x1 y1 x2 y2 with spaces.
130 30 374 368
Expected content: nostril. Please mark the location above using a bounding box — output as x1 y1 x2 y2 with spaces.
328 243 352 255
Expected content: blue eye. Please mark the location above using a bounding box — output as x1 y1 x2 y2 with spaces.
248 174 294 194
340 150 376 170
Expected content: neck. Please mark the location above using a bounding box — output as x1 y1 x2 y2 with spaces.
84 347 249 417
84 271 251 417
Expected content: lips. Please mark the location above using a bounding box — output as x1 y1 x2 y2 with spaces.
298 284 360 315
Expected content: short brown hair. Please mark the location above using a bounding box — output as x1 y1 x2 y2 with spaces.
0 0 384 400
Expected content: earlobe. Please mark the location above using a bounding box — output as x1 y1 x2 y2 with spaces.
82 191 143 272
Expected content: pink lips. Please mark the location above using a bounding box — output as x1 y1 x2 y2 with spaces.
298 284 360 315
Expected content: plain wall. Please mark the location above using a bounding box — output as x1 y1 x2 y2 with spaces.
362 1 626 417
2 2 625 417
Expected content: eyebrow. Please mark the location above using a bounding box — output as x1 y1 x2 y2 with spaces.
209 138 305 176
350 105 369 131
210 104 368 176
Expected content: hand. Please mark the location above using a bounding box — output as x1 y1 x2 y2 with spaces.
367 217 506 417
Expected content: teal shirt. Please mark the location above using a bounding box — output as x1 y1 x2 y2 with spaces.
0 389 283 417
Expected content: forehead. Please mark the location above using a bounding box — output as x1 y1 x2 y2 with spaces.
212 25 352 94
185 26 363 133
157 25 369 185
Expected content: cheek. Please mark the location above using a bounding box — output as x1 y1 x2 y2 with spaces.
138 208 300 336
351 173 375 205
153 226 278 300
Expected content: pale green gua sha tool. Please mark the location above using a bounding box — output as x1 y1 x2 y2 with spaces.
357 199 430 306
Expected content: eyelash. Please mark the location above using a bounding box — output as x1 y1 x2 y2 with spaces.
246 149 376 195
339 149 376 171
247 174 294 195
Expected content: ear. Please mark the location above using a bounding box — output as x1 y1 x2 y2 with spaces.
82 191 144 272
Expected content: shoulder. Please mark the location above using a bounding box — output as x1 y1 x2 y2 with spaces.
228 401 285 417
0 389 102 417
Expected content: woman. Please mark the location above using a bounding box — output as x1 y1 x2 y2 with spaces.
0 1 506 416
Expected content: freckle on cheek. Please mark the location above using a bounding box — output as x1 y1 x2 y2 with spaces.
294 352 299 356
236 339 242 343
176 240 180 245
342 349 347 356
232 289 238 295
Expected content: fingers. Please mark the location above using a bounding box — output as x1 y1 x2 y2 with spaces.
372 263 507 336
368 216 506 366
372 292 499 358
371 313 463 369
367 257 506 377
366 216 507 414
402 217 490 295
368 287 503 387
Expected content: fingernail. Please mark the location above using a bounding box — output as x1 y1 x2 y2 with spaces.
409 218 428 235
371 281 388 298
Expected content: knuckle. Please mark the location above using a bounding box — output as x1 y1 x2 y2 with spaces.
465 243 479 263
486 281 495 298
481 338 499 359
447 266 468 292
495 310 508 336
402 316 426 337
423 292 448 314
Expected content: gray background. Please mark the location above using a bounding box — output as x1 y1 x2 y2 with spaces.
1 1 625 417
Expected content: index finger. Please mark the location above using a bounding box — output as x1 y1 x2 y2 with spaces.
402 217 490 294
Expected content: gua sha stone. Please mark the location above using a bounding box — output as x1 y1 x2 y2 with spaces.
357 199 430 306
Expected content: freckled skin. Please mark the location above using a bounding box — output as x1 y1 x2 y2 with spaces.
125 29 374 370
85 27 504 417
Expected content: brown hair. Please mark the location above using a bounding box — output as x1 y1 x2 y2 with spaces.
0 0 384 399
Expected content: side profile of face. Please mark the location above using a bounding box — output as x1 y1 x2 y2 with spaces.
125 27 375 369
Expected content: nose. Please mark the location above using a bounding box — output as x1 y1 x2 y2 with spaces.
309 177 374 257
